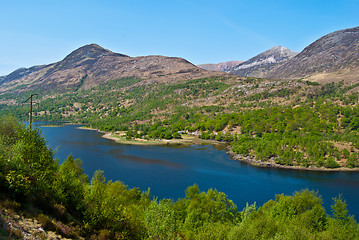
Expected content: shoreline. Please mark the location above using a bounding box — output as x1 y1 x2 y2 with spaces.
101 132 224 146
226 148 359 172
77 125 359 172
77 126 222 146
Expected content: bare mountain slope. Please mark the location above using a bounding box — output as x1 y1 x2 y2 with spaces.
0 65 47 85
0 44 229 94
266 26 359 82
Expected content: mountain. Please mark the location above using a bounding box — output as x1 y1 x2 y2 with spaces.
0 65 47 85
228 46 298 77
266 26 359 82
0 44 228 94
197 61 243 72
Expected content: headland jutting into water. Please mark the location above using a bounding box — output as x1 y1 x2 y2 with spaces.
78 126 359 172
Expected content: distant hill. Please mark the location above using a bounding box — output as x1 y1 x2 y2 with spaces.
0 65 48 85
0 44 229 94
266 26 359 83
228 46 298 77
197 61 243 72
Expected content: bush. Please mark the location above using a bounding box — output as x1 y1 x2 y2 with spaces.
324 157 340 168
37 214 56 232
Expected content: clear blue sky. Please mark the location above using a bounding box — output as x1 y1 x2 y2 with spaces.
0 0 358 76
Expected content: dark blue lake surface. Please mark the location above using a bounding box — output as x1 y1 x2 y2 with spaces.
39 124 359 218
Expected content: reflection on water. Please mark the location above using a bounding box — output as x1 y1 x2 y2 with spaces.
58 140 103 148
39 124 359 219
107 149 183 168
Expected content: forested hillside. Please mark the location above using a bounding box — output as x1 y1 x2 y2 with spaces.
1 116 358 239
2 75 359 170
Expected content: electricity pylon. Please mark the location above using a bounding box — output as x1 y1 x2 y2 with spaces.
24 93 39 129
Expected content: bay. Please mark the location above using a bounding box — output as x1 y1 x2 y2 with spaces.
39 124 359 219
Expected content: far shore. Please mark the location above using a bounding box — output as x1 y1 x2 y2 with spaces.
226 149 359 172
77 126 222 146
76 125 359 172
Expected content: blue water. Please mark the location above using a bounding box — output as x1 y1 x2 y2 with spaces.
39 124 359 218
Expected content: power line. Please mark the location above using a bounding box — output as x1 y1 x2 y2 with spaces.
23 93 39 129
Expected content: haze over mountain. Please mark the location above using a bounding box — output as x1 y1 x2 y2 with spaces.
266 26 359 82
197 61 243 72
228 46 298 77
0 44 229 94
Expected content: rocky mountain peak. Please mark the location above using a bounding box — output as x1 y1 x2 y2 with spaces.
64 44 127 59
228 46 298 77
58 44 128 70
245 46 297 64
267 46 297 57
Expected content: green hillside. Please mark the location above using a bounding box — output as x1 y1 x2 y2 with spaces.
1 76 359 169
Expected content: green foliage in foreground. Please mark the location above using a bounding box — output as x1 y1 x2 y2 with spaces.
1 116 359 239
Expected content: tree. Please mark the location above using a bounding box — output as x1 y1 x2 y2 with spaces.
84 170 107 230
54 154 88 216
331 195 348 222
183 185 239 232
144 199 177 239
324 156 340 168
6 125 57 199
349 117 359 130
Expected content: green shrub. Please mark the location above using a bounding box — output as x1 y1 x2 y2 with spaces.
324 157 340 168
37 214 56 231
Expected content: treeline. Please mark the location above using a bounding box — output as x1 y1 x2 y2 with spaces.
1 116 359 239
85 101 359 168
